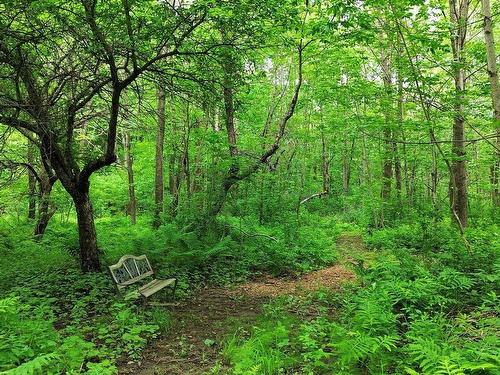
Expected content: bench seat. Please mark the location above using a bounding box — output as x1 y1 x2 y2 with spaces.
139 278 176 298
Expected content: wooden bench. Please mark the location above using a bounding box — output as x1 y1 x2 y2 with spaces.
109 255 177 301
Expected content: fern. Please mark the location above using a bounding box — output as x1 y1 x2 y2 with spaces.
407 338 444 374
435 358 466 375
0 298 17 315
3 353 59 375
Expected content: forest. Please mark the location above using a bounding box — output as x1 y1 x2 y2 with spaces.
0 0 499 373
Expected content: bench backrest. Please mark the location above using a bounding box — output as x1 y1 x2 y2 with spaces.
109 255 154 289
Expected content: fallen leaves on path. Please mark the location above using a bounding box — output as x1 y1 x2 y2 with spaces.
228 264 355 299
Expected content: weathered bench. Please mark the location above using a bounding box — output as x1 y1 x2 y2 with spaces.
109 255 177 300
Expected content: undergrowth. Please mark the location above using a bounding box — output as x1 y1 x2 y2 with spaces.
221 220 500 374
0 212 338 374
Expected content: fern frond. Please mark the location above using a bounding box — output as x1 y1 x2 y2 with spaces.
5 353 59 375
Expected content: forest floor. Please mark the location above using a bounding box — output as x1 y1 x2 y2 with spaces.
120 234 366 375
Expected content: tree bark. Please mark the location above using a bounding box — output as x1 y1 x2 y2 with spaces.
481 0 500 206
380 47 393 202
27 142 36 220
169 102 186 217
183 102 191 199
448 0 469 229
33 171 56 237
124 131 137 225
381 128 393 201
430 141 438 205
73 191 100 272
320 128 331 194
154 85 166 228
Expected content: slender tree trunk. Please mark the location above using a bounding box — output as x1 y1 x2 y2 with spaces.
191 108 204 195
169 117 177 195
73 190 100 272
258 174 265 224
381 48 393 202
224 72 238 160
154 85 166 228
124 131 137 225
204 55 239 220
393 141 402 198
321 128 331 194
361 132 372 186
481 0 500 206
183 103 191 199
449 0 469 229
170 161 181 217
27 142 36 220
430 141 438 205
381 129 393 202
342 137 355 195
409 162 416 203
402 133 410 198
34 173 56 237
394 69 403 199
169 101 185 217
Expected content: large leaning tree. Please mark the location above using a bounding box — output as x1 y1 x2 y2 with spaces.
0 0 215 272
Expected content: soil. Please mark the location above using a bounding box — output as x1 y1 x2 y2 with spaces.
119 234 363 375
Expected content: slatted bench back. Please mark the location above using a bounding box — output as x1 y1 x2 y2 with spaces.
109 255 154 290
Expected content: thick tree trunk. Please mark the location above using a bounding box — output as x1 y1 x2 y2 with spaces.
154 86 166 228
27 142 36 220
124 131 137 225
449 0 469 229
481 0 500 206
73 191 100 272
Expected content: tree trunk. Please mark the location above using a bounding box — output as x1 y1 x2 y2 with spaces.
124 131 137 225
202 55 239 222
183 103 191 199
33 173 56 237
481 0 500 206
361 132 372 186
430 141 438 205
321 128 331 194
449 0 469 229
393 140 402 198
342 137 355 195
73 191 100 272
381 48 393 202
394 69 403 199
154 85 166 228
27 142 36 220
381 129 393 201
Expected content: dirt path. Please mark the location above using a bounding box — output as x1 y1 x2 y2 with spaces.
120 234 363 375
